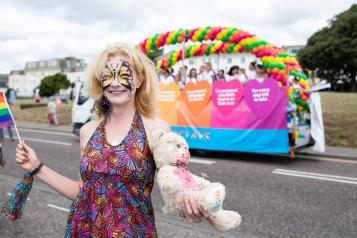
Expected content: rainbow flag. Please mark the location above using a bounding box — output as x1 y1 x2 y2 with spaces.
0 92 14 128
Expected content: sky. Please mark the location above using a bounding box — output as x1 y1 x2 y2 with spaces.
0 0 355 73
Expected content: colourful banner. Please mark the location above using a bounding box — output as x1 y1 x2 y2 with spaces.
158 78 289 153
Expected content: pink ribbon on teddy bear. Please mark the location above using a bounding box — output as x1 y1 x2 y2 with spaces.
171 148 198 189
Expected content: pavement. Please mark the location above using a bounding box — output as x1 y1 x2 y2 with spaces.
1 125 356 237
16 121 357 160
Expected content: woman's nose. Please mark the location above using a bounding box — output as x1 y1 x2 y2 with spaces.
111 76 120 86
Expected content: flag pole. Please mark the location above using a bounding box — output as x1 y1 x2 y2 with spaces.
2 92 21 142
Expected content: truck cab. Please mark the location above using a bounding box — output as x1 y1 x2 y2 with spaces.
71 81 94 135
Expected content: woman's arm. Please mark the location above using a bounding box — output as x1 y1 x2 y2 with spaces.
35 165 81 201
16 141 81 201
15 121 97 201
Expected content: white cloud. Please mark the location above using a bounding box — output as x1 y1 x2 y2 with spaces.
0 0 355 72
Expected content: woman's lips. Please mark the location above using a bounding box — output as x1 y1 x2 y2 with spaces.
107 89 127 96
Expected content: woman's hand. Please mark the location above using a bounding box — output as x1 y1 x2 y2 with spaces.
180 197 209 223
15 140 41 172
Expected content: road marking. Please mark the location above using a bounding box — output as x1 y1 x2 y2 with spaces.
273 169 357 185
275 169 357 181
47 204 70 212
302 156 357 165
7 192 30 200
190 158 216 165
12 136 72 146
19 128 76 137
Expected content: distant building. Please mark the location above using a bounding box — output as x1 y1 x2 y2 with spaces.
282 45 305 57
9 57 87 97
0 74 9 91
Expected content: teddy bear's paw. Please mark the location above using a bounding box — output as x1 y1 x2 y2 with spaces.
200 183 226 212
209 210 242 232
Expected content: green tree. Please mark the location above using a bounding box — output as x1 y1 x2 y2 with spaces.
39 73 70 97
298 4 357 91
147 47 164 63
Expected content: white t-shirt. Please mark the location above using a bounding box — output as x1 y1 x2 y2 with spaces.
238 74 248 85
247 70 257 80
208 70 216 81
197 72 213 84
185 77 197 84
226 74 239 82
160 75 175 85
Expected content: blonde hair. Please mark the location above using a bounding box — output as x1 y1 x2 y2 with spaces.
205 62 213 71
87 43 158 118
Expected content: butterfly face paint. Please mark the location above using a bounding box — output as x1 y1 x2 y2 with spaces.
100 56 135 94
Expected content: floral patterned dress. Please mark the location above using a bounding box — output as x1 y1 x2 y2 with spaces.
65 112 157 237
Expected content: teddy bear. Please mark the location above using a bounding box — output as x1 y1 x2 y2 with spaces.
150 129 241 232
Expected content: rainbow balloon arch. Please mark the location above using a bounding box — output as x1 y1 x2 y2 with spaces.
137 26 312 156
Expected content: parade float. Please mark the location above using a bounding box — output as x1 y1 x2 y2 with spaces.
137 26 326 157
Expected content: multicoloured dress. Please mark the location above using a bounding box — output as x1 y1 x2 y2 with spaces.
65 112 158 237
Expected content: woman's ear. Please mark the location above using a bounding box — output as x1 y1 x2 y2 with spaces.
136 73 144 89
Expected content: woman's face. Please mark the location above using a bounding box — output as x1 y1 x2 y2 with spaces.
100 55 141 107
232 68 239 75
190 69 197 77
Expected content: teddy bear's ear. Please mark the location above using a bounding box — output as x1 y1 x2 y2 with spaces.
150 129 166 149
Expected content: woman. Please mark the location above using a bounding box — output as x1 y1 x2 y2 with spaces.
227 65 240 81
217 69 226 81
237 68 248 85
204 62 217 84
187 68 198 84
247 61 257 80
15 44 205 237
160 68 175 85
175 67 187 90
255 60 267 83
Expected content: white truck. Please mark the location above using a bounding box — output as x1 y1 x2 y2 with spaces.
71 81 94 135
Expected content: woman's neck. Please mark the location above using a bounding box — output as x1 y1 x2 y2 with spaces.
108 101 136 124
257 73 266 79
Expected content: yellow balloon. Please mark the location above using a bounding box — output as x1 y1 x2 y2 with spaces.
166 37 171 45
240 39 248 46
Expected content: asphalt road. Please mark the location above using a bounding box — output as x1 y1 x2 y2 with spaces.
0 128 356 238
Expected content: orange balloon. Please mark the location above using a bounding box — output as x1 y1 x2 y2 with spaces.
272 68 279 74
279 69 286 75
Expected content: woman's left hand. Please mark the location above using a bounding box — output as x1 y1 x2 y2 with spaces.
180 197 209 223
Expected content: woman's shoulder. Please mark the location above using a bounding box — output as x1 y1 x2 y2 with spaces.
142 117 170 150
142 117 170 133
79 119 102 147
